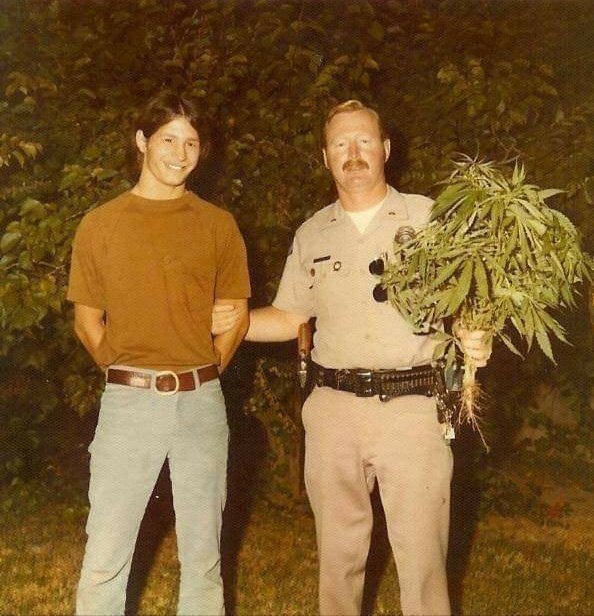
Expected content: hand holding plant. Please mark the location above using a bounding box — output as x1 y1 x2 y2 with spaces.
454 323 492 367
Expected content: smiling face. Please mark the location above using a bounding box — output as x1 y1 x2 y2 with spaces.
135 115 200 199
322 109 390 204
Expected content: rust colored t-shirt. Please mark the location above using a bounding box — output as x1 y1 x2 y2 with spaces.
67 190 251 370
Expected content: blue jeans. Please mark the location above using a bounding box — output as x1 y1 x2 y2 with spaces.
76 368 228 616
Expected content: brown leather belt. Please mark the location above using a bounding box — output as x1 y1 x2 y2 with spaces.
311 361 437 402
106 365 219 395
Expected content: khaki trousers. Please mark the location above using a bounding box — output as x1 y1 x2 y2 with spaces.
302 386 453 616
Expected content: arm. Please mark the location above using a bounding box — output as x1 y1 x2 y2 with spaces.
212 225 311 343
213 298 249 372
212 303 308 342
73 303 107 369
246 305 307 342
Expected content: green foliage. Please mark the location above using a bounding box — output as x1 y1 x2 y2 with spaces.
380 159 593 365
240 353 304 504
0 0 593 484
0 366 58 482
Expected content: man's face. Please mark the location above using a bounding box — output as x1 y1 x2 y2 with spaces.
322 109 390 195
136 116 200 192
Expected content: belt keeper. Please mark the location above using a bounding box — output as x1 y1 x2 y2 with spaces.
356 371 374 397
316 369 324 387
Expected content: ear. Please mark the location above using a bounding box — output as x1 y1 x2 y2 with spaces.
383 139 391 162
135 130 147 154
322 148 329 169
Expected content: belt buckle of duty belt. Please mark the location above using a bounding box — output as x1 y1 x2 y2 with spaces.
106 365 219 396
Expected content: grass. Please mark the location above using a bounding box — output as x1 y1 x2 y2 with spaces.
0 441 592 616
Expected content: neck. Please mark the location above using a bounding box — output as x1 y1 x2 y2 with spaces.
132 177 187 200
336 182 388 212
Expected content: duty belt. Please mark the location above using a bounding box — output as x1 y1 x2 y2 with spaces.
311 361 438 402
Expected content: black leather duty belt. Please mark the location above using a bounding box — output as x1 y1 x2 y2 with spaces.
311 361 437 402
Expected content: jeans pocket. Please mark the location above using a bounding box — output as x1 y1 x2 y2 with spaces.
180 379 227 430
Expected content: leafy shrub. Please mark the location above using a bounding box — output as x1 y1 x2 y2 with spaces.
1 0 593 489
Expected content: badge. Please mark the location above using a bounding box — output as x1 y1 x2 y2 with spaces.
394 225 416 244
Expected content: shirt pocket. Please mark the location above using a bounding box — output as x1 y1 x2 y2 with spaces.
312 256 351 307
180 263 215 324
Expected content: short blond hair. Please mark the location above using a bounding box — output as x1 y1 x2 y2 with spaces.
322 100 387 147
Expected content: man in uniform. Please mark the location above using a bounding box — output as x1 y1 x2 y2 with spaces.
214 99 489 615
68 92 250 615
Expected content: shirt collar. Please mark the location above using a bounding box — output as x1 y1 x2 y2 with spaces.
319 186 409 231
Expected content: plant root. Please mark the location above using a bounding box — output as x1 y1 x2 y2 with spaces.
459 384 490 451
459 358 490 451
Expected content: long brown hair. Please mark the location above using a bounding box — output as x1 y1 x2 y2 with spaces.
128 92 202 178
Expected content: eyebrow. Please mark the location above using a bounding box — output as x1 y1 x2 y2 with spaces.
161 133 199 142
330 133 374 142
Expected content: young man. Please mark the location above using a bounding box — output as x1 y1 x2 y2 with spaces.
214 100 490 615
68 92 250 616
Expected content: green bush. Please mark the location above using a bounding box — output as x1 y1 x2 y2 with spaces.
1 0 593 488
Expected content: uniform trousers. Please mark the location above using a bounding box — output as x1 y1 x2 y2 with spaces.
302 386 453 616
76 368 228 616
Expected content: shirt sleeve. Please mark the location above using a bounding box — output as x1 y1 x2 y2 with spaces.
67 214 106 309
272 231 315 318
214 214 251 299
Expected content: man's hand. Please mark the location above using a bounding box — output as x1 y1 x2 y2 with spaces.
454 322 492 368
212 302 241 335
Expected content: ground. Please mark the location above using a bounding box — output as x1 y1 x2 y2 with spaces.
0 435 592 616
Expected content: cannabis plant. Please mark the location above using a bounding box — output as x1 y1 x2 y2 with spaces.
379 158 593 424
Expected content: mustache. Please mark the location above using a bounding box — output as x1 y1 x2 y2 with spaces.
343 159 369 172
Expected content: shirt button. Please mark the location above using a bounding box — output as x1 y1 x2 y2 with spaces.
163 255 173 265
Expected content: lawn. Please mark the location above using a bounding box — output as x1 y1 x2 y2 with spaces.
0 439 592 616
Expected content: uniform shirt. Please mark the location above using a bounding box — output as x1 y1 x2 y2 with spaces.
67 190 251 371
273 186 437 370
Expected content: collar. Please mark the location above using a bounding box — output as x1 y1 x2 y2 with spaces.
319 186 410 231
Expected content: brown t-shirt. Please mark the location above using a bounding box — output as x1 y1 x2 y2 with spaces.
67 190 251 370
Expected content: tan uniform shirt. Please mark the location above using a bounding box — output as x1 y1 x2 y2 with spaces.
273 186 437 369
67 190 251 370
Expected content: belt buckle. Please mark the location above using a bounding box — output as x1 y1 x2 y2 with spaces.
355 370 374 397
154 370 180 396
